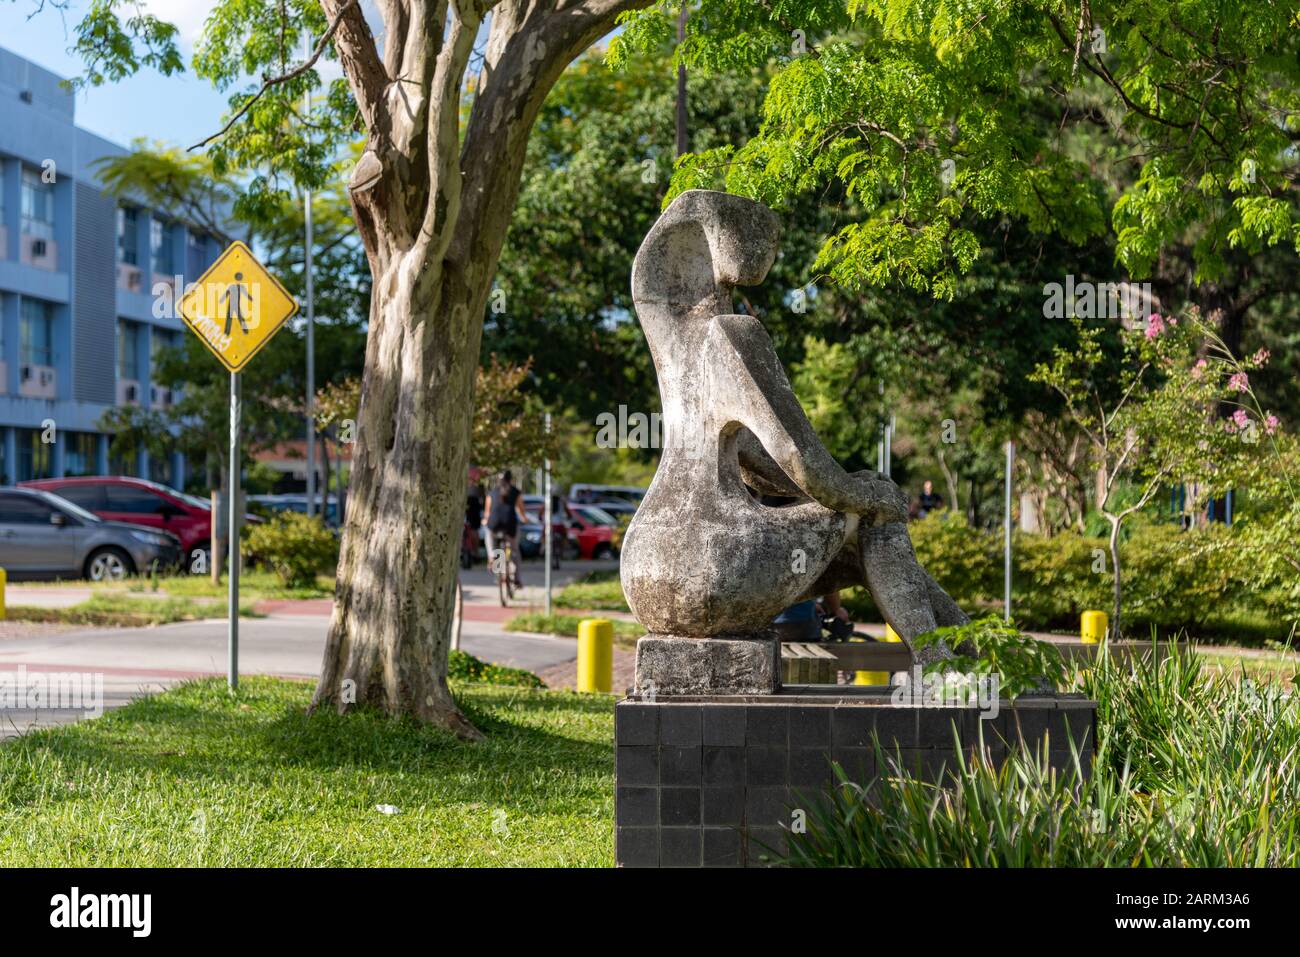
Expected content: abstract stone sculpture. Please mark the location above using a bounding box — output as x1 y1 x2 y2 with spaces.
621 190 968 693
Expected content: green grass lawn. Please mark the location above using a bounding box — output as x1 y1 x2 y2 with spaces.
129 569 335 601
554 570 630 612
0 677 616 866
1196 649 1298 687
505 611 645 647
8 594 262 628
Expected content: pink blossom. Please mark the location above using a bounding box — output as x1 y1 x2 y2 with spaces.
1252 348 1271 366
1192 358 1207 379
1266 414 1280 436
1145 313 1165 338
1225 419 1238 434
1233 409 1251 429
1229 371 1249 393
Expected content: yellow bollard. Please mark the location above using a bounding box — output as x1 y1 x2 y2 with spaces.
1081 609 1108 644
577 618 614 693
0 567 5 620
855 623 903 685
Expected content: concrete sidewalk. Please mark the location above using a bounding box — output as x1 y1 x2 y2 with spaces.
0 605 585 739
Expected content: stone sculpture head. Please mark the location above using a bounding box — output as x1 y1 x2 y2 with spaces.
631 190 781 313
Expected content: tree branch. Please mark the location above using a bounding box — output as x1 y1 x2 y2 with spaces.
189 0 383 152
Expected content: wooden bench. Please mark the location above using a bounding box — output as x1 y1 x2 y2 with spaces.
780 641 913 685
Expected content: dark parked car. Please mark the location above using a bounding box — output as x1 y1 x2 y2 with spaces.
0 487 182 581
23 476 216 571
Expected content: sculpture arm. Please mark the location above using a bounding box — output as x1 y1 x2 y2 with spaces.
735 428 803 497
708 314 907 522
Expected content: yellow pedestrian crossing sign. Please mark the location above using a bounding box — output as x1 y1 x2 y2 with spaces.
179 240 298 372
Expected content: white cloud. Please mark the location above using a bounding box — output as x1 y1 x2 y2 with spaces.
141 0 344 83
140 0 217 47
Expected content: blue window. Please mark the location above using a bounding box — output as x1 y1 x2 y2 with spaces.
20 299 53 366
151 218 173 275
21 167 54 241
117 207 139 265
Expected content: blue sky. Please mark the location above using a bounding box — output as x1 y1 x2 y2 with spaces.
0 0 336 150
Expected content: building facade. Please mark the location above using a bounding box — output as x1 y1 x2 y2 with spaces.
0 48 224 488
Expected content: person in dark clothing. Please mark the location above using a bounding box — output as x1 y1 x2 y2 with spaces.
483 470 529 586
917 480 943 518
466 482 484 527
771 591 849 641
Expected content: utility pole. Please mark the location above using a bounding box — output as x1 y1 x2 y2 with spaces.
543 412 553 616
1004 440 1015 622
303 32 317 517
676 6 689 157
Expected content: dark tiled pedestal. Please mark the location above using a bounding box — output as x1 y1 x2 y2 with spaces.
614 690 1096 867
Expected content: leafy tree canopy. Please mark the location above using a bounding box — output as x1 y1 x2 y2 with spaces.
612 1 1300 300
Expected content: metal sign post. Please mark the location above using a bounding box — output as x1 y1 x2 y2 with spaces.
177 240 298 695
228 371 241 691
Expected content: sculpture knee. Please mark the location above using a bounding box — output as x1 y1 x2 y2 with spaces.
848 470 909 525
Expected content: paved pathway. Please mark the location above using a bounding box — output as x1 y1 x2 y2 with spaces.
0 558 620 738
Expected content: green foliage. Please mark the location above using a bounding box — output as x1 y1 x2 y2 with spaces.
850 512 1288 641
69 0 184 91
244 513 338 587
616 1 1300 300
447 651 545 689
786 643 1300 866
472 356 561 474
913 614 1069 697
243 461 284 495
93 143 238 241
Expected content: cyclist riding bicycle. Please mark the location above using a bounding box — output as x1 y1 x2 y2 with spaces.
483 470 529 587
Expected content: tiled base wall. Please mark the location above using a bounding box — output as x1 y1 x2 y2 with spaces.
614 693 1096 868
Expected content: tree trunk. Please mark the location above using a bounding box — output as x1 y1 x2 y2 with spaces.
937 448 960 518
311 254 487 737
675 7 689 157
318 429 333 521
309 0 654 736
331 430 347 529
210 487 224 584
1107 513 1122 640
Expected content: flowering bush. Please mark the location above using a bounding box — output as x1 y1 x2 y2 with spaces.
1029 308 1281 636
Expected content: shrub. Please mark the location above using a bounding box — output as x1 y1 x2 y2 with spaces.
244 512 338 587
850 513 1275 638
913 615 1069 697
786 643 1300 866
447 650 545 688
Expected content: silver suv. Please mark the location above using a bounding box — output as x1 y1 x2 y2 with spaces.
0 487 182 581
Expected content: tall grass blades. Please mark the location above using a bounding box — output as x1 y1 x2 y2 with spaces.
786 641 1300 866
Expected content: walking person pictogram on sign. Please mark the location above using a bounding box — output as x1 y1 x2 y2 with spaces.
219 272 257 335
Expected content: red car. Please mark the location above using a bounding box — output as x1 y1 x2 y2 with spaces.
22 477 215 571
564 503 620 560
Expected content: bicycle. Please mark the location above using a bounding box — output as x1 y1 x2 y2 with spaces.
493 536 518 606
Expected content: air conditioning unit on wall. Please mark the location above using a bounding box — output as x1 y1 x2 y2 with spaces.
117 378 141 406
19 364 56 399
